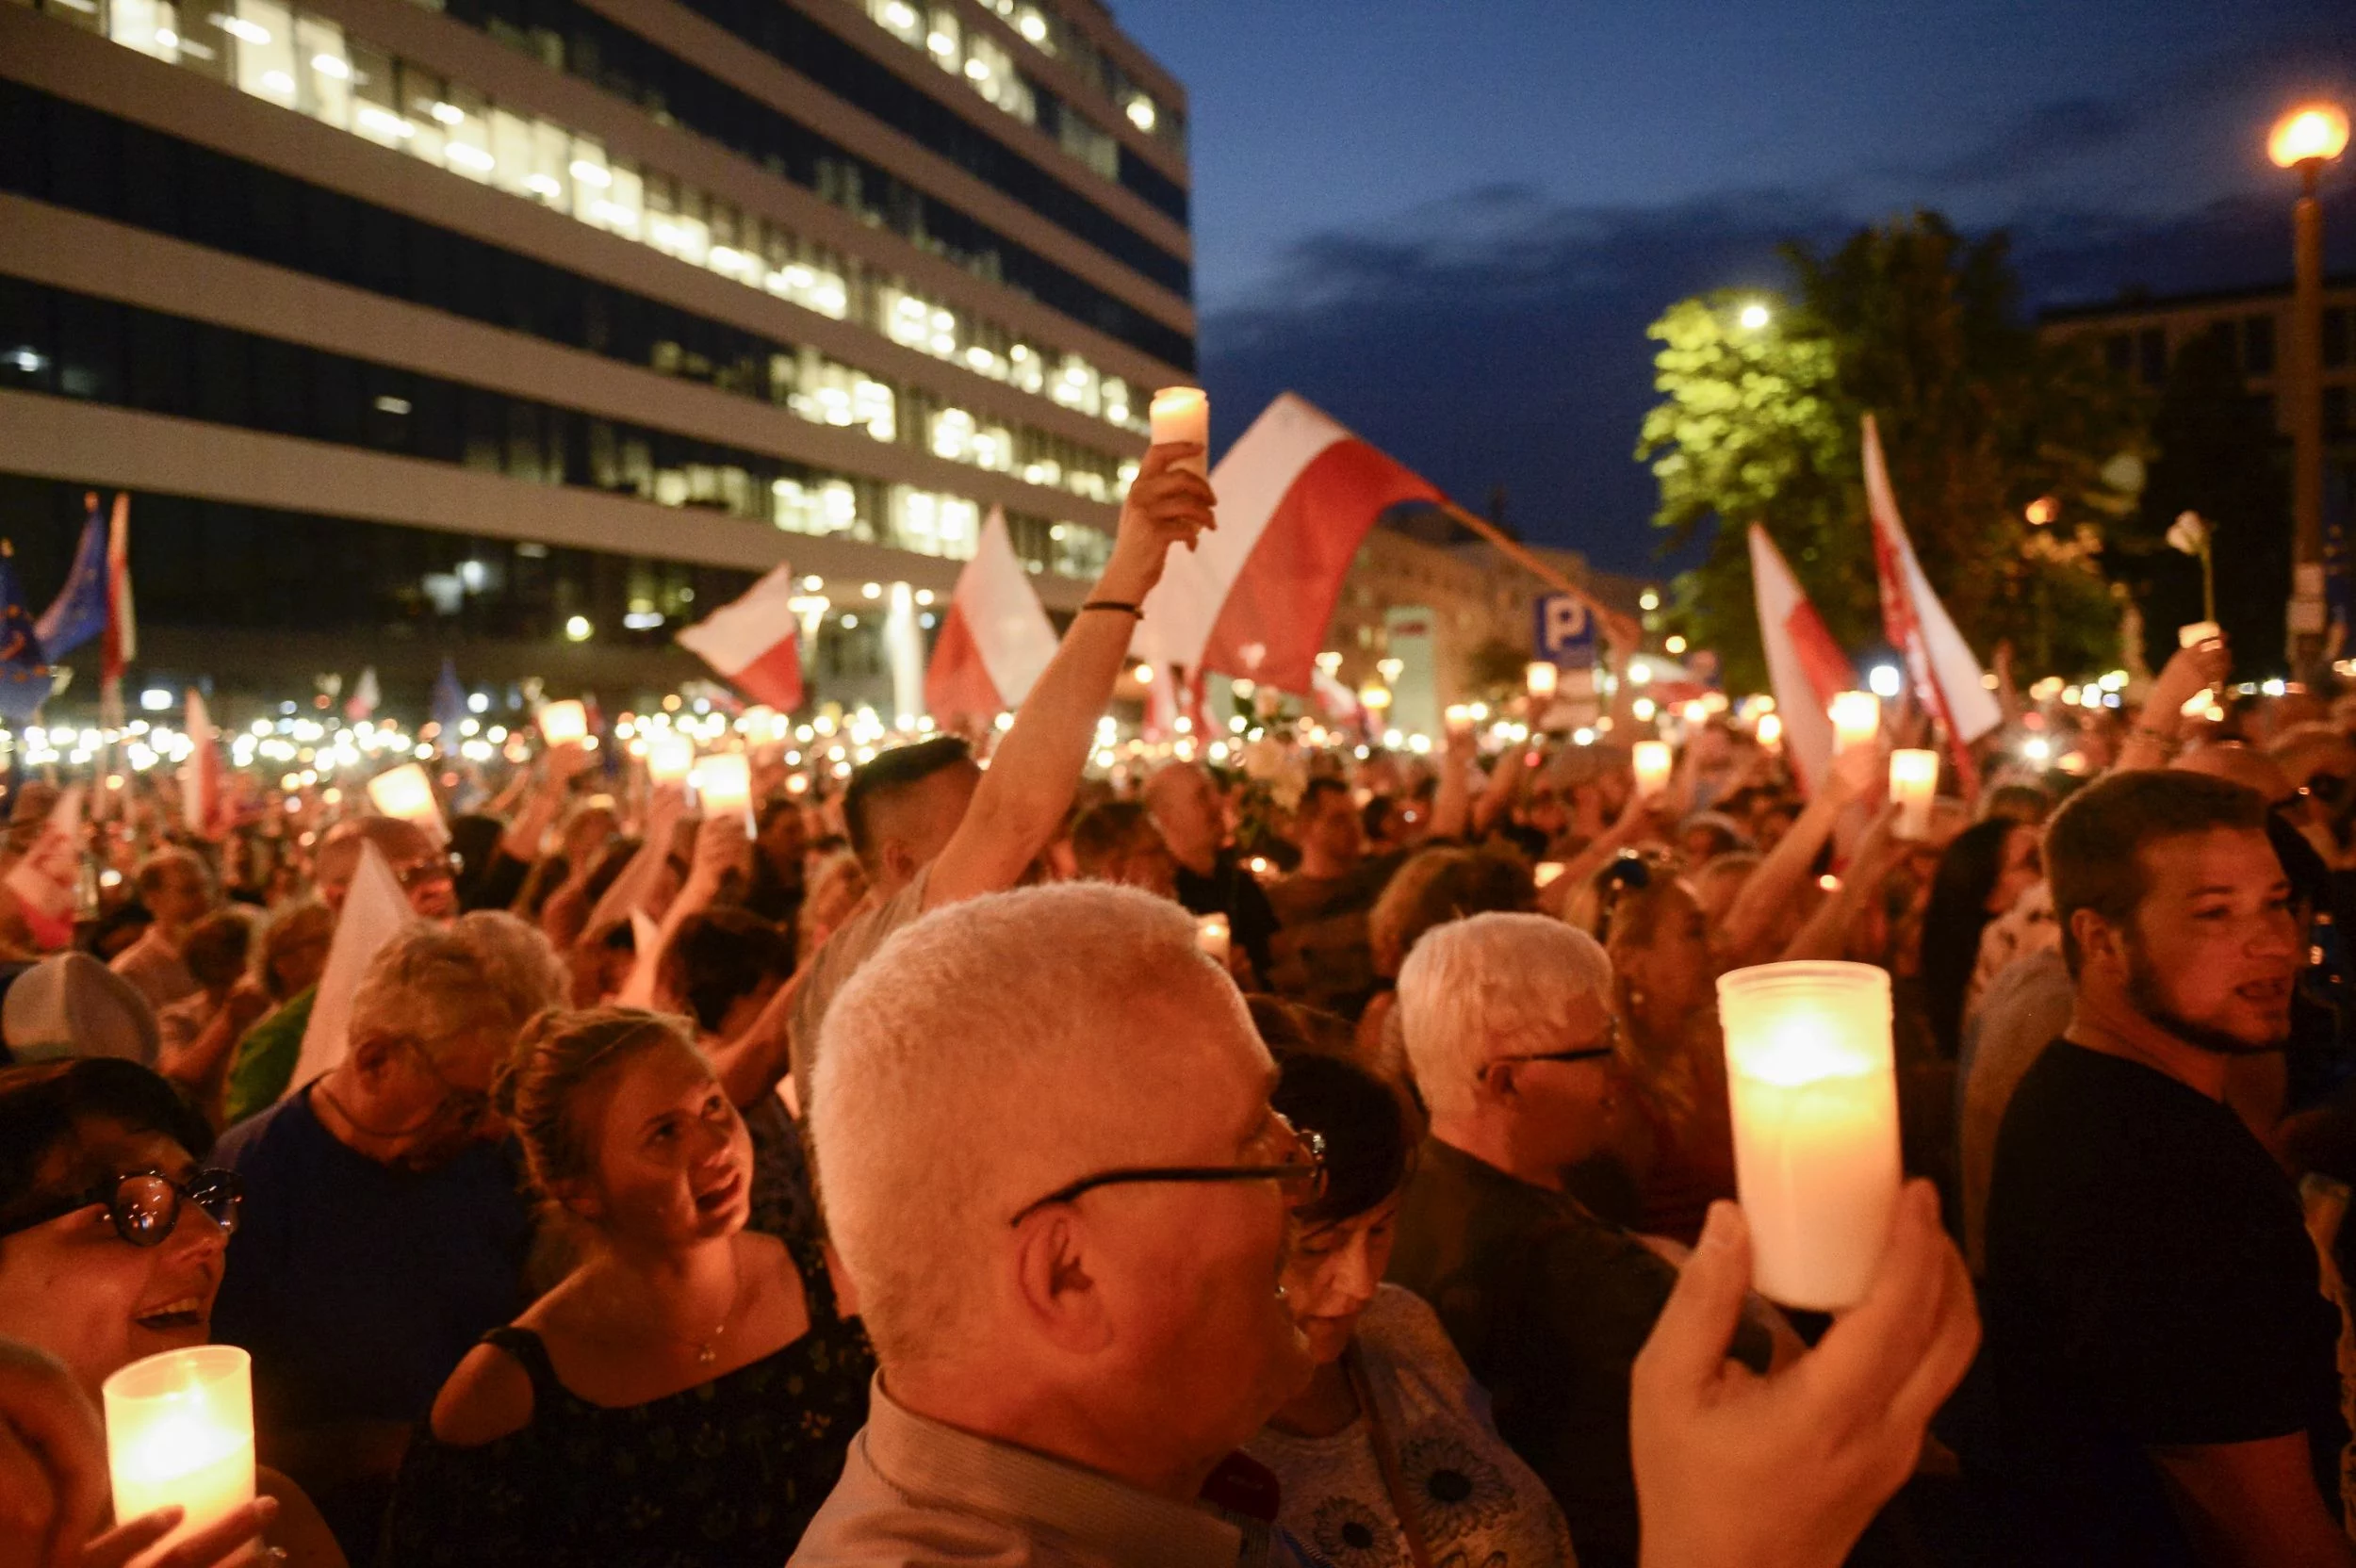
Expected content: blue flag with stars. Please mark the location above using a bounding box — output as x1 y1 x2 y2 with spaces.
432 657 467 738
0 547 54 723
36 494 108 662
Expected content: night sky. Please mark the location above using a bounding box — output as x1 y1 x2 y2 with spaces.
1118 0 2356 577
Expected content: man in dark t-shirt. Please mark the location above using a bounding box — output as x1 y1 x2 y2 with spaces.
1982 769 2352 1568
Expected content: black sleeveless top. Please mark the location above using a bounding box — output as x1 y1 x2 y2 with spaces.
380 1235 874 1568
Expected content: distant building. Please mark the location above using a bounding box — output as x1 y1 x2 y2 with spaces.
1 0 1189 714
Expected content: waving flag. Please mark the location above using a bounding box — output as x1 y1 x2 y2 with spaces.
1136 394 1444 695
431 658 467 739
181 689 232 840
37 494 109 661
286 842 411 1098
677 564 806 712
1861 416 2001 787
1749 526 1857 797
345 666 381 722
0 546 53 724
925 507 1057 726
98 494 134 726
4 784 82 951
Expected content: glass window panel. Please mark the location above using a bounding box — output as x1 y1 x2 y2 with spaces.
230 0 298 106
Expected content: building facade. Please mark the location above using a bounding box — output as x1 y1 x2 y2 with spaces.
0 0 1188 714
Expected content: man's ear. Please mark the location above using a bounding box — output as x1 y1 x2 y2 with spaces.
1011 1211 1113 1356
880 839 918 887
548 1177 603 1223
346 1032 402 1085
1475 1057 1519 1104
2070 907 2124 974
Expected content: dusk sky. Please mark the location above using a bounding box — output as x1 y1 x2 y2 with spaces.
1119 0 2356 577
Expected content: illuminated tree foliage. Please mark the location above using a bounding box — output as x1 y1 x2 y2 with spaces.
1637 213 2151 692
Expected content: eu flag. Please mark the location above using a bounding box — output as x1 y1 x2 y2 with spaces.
0 547 55 723
36 494 108 662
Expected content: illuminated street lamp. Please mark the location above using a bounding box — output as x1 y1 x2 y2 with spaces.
2269 102 2349 671
1737 301 1772 331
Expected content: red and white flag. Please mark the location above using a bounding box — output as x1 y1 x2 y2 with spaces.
925 507 1058 726
181 689 232 840
678 564 805 712
1749 525 1857 797
1137 394 1442 694
287 841 411 1098
4 785 82 951
1861 416 2001 786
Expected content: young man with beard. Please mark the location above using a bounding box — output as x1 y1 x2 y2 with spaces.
1983 770 2353 1567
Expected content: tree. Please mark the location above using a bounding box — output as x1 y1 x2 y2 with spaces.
1637 213 2151 693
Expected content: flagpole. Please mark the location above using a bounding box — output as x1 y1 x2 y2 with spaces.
1432 500 1644 653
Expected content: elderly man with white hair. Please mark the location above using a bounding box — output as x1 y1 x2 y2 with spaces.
1386 911 1777 1568
797 881 1320 1564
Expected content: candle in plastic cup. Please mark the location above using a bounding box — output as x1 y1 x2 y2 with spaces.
2178 621 2221 649
1533 860 1567 890
1195 913 1231 965
1828 691 1881 754
695 752 755 832
646 732 695 785
1632 740 1673 798
537 700 588 746
1150 386 1209 477
105 1346 255 1555
366 763 446 843
1717 961 1903 1311
1755 711 1783 748
1526 661 1560 699
1889 748 1939 840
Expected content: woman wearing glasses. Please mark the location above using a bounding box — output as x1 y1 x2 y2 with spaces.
382 1008 872 1567
0 1056 344 1567
1245 1048 1575 1568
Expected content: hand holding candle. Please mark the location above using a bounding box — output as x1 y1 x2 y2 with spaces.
1755 711 1783 749
694 752 756 834
1526 661 1560 700
1716 961 1904 1311
1195 913 1231 967
537 699 588 746
1828 691 1881 755
1632 740 1674 800
646 731 695 786
366 763 447 844
104 1346 256 1558
1888 749 1939 841
1149 386 1209 478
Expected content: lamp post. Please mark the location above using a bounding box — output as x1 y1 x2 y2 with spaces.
2270 104 2350 673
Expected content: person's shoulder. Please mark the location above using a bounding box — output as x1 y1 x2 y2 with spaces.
429 1339 538 1447
210 1092 302 1170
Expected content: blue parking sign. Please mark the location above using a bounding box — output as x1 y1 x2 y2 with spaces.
1535 595 1596 669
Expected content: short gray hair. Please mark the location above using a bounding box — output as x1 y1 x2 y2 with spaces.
1397 912 1613 1121
812 882 1253 1370
349 918 561 1059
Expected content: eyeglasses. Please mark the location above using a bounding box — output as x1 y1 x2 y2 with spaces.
1490 1017 1622 1072
1008 1111 1329 1227
0 1168 242 1247
1595 852 1659 942
391 854 461 890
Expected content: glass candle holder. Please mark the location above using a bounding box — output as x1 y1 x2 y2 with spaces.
105 1346 255 1553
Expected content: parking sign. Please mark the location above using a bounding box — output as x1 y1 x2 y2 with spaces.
1535 595 1596 669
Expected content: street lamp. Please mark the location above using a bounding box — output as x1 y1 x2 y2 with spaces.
1737 302 1772 331
2269 102 2349 672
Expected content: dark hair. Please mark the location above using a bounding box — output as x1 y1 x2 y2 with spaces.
1299 776 1351 820
658 908 790 1035
843 737 973 866
1268 1050 1412 1228
181 909 256 990
1070 801 1158 877
0 1059 213 1229
1980 783 2053 829
1920 818 2031 1058
2047 771 2270 977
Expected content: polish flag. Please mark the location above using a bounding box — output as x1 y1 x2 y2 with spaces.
925 507 1058 726
181 689 231 840
1748 526 1857 797
286 842 411 1098
678 564 805 712
4 785 83 951
1137 394 1443 694
1861 416 2001 788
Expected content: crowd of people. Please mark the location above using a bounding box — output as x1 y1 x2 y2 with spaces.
1 440 2348 1567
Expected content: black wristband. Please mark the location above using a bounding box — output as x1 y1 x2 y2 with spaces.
1080 600 1142 617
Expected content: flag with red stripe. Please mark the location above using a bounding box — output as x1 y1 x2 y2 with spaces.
1748 525 1857 796
925 507 1058 727
677 564 806 712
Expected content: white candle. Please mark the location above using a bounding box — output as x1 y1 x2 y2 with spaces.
1533 860 1566 890
1195 912 1231 965
1526 661 1560 699
2178 621 2221 649
1150 386 1209 477
366 763 446 843
1632 740 1673 798
1828 691 1881 754
646 732 695 785
1888 748 1939 840
1717 961 1904 1311
1755 711 1783 749
537 699 588 746
695 752 756 832
105 1346 255 1554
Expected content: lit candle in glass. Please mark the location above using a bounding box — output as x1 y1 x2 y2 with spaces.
646 732 695 785
695 752 755 832
1828 691 1881 754
2178 621 2221 649
1150 386 1209 477
1525 661 1560 699
1717 961 1904 1311
537 699 588 746
1888 748 1939 840
366 763 446 843
105 1346 255 1554
1632 740 1673 798
1195 912 1231 965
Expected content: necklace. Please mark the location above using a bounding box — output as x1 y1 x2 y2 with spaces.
650 1249 745 1366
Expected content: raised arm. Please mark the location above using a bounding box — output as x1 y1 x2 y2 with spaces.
924 443 1213 909
1719 743 1876 967
2117 636 2232 775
